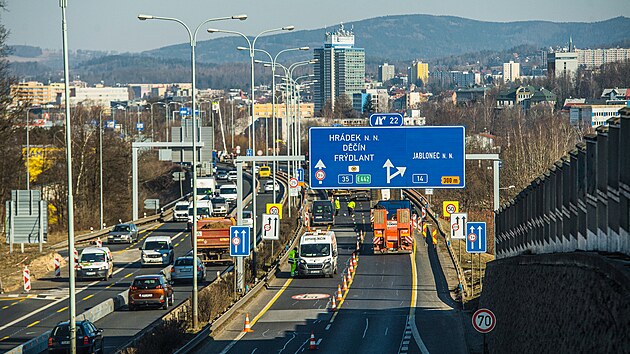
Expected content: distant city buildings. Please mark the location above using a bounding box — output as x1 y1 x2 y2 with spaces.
547 51 579 78
502 61 521 83
496 85 557 109
576 48 630 69
570 104 626 128
430 70 481 88
378 63 395 82
408 61 429 86
313 24 366 113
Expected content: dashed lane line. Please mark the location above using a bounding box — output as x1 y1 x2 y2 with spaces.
26 320 40 328
57 306 68 313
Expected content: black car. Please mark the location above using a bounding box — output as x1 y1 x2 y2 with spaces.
48 320 104 354
216 169 229 180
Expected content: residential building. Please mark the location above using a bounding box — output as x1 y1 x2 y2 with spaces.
569 104 626 128
68 86 129 107
11 81 61 106
378 63 395 82
496 85 556 109
408 61 429 86
577 48 630 68
313 24 365 113
600 88 629 105
455 87 491 105
253 102 314 119
503 61 520 83
352 89 388 113
547 51 578 78
430 71 480 88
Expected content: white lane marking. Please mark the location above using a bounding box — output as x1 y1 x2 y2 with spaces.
262 329 270 337
362 318 369 338
385 327 389 336
325 324 331 331
316 338 322 345
278 332 296 354
250 349 257 354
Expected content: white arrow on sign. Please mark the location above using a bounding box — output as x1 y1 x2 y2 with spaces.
382 159 407 184
240 230 247 253
315 159 327 184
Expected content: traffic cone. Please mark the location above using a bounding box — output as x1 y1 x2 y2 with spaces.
330 296 337 312
352 253 357 267
336 285 343 302
243 313 254 332
356 239 360 252
342 275 348 291
348 261 354 274
346 272 352 285
309 331 318 350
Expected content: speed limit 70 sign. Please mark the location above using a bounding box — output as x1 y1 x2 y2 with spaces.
472 308 496 333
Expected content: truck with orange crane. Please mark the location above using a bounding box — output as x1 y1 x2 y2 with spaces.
371 200 414 253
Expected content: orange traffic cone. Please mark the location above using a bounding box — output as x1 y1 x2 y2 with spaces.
342 275 348 291
330 296 337 312
353 253 358 267
243 313 254 333
336 285 343 302
309 331 318 350
346 272 352 285
348 262 354 274
356 239 360 252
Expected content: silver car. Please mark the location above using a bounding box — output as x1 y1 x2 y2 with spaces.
107 223 139 244
210 197 229 216
170 256 206 283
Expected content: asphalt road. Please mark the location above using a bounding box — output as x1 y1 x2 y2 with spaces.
194 200 469 354
0 171 287 354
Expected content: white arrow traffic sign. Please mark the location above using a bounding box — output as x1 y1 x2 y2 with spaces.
261 213 280 240
450 212 467 239
382 159 407 184
314 159 326 169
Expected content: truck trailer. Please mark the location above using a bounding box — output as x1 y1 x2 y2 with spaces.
371 200 413 254
194 217 235 263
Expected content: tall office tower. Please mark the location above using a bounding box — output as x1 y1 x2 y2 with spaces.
503 61 521 82
408 61 429 86
313 24 365 113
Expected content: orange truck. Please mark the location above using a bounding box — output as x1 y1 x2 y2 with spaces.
194 217 235 263
371 200 413 253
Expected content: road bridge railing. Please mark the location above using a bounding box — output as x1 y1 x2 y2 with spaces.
496 107 630 259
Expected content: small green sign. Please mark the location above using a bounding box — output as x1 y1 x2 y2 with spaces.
357 174 371 184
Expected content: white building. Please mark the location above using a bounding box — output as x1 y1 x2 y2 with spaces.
503 61 520 82
569 104 626 128
547 51 578 78
67 86 129 107
378 63 395 82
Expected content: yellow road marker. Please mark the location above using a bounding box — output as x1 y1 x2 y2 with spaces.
26 320 40 328
57 306 68 313
82 294 94 301
124 273 133 278
0 336 9 342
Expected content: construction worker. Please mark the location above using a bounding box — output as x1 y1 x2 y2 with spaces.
334 198 341 216
288 247 298 277
347 200 356 216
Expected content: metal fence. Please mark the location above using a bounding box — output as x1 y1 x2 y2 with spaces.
496 107 630 258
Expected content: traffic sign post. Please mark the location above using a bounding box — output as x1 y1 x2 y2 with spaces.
443 200 459 218
473 308 496 352
296 168 305 186
450 213 468 240
309 126 465 189
266 203 283 219
466 222 487 253
369 113 404 127
230 226 251 257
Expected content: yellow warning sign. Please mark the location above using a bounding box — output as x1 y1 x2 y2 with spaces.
442 201 459 218
441 176 461 185
266 203 283 219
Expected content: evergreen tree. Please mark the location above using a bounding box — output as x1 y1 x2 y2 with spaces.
362 94 374 117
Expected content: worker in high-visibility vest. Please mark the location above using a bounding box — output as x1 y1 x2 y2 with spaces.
334 198 341 216
288 247 298 277
347 200 356 216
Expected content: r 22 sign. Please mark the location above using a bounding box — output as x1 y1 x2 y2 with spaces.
369 113 403 127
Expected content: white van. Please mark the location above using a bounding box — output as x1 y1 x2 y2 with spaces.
219 184 238 205
77 247 113 281
186 199 213 231
297 230 338 277
173 201 189 222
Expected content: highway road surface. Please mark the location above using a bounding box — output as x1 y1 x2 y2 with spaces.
0 172 286 353
193 200 469 354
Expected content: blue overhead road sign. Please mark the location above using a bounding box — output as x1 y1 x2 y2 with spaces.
369 113 404 127
466 222 486 253
308 126 465 189
230 226 251 257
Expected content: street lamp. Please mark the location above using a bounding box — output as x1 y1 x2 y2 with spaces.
207 25 295 276
99 109 105 230
24 105 40 190
138 11 246 331
166 101 181 141
149 102 166 141
251 46 309 202
59 1 78 352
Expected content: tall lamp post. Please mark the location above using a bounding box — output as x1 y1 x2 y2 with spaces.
166 101 181 142
99 110 105 230
252 46 309 202
59 1 78 352
138 12 247 331
25 105 39 190
207 25 295 277
149 102 166 141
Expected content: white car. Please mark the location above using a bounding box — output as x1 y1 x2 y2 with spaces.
264 180 280 193
242 210 254 229
173 201 189 222
227 171 237 182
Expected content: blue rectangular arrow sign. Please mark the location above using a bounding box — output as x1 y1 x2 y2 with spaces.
466 222 486 253
296 168 304 182
230 226 250 257
369 113 404 127
308 126 465 189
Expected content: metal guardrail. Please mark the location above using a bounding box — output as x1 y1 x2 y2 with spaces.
404 189 469 299
496 107 630 258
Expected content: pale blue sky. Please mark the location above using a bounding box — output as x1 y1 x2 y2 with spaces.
3 0 629 52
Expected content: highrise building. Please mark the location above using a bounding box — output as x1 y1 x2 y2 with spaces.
503 61 521 82
313 24 365 113
408 61 429 86
378 63 395 82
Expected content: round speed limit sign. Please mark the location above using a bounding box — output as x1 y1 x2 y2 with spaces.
472 308 496 333
446 204 456 214
269 206 279 215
